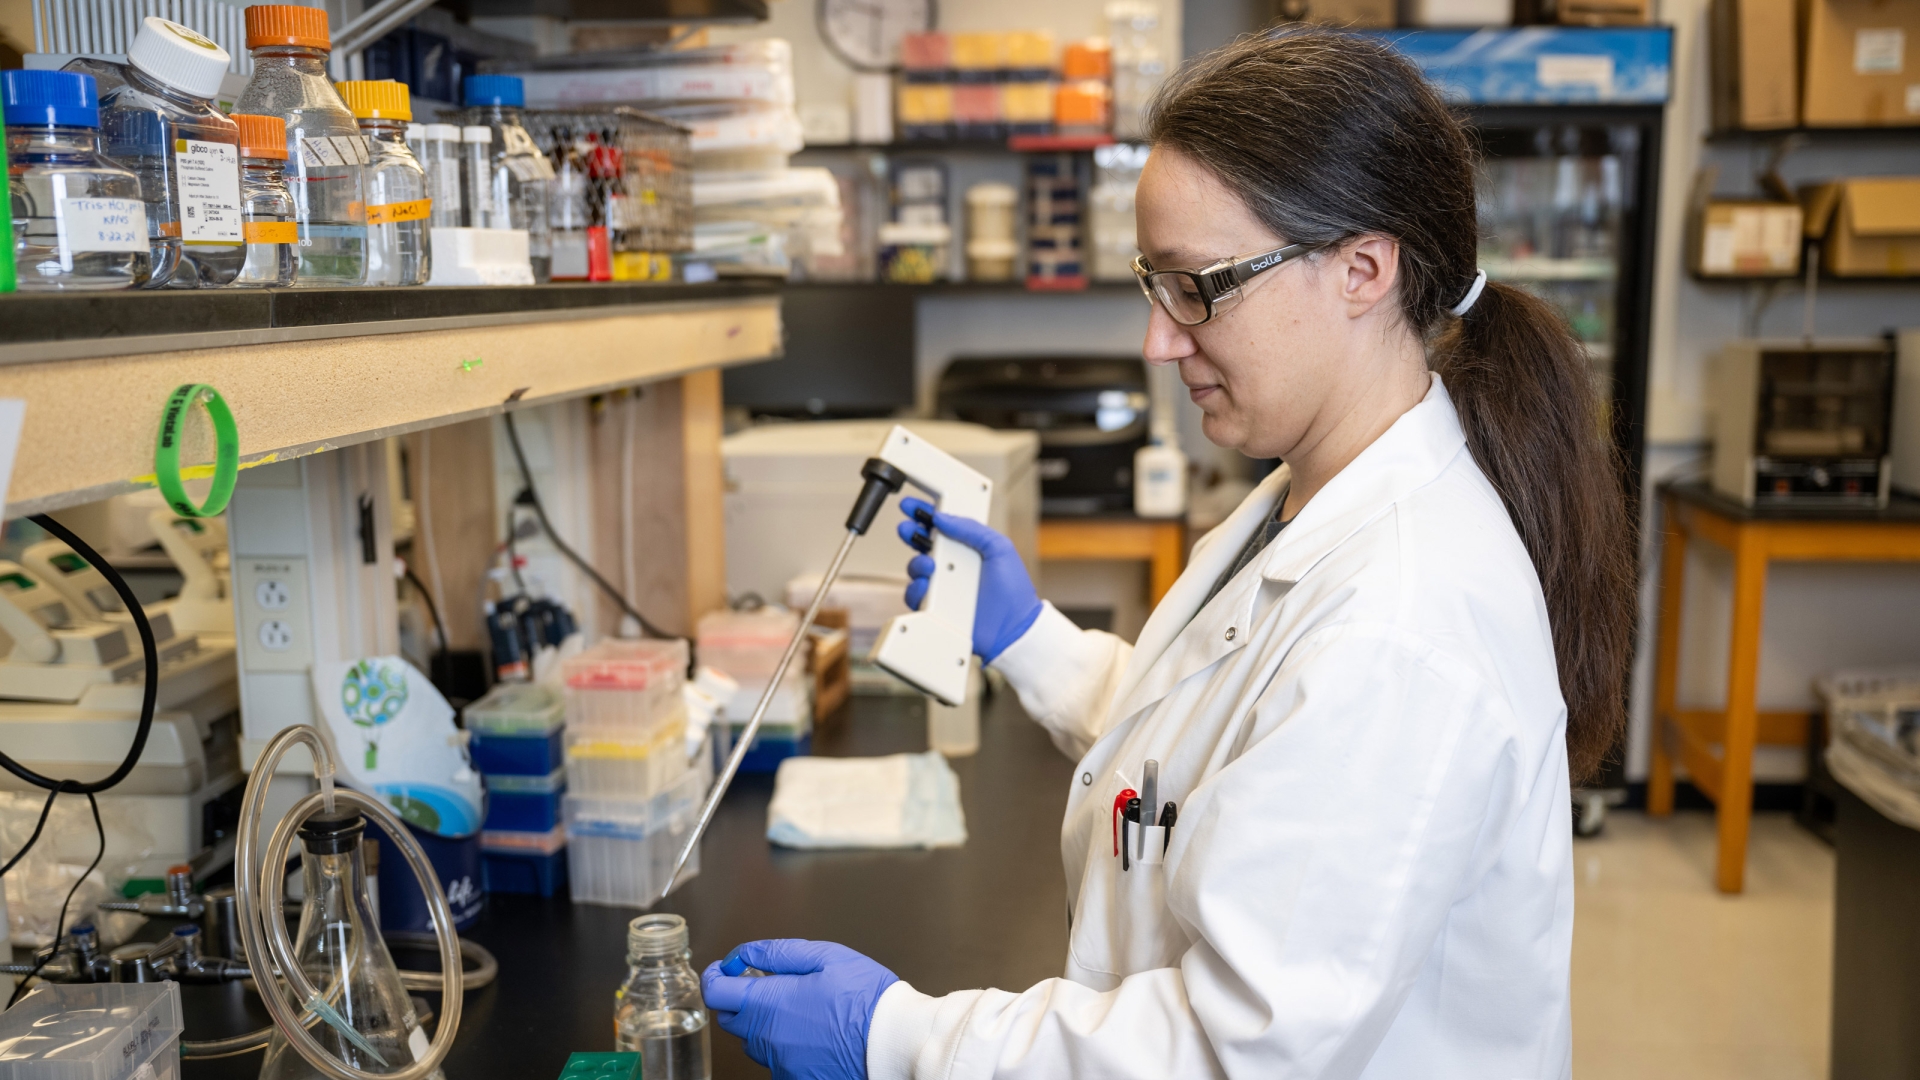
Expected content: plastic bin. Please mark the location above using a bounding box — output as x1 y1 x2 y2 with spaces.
697 607 800 679
565 769 704 907
482 823 566 856
564 640 689 740
484 767 566 832
466 683 566 776
483 849 568 897
0 983 183 1080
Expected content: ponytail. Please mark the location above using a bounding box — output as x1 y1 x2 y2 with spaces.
1149 28 1638 783
1435 284 1636 783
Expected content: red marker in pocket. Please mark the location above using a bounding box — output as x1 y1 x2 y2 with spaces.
1112 788 1137 857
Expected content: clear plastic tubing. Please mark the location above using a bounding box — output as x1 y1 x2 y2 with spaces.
3 69 151 290
336 80 429 286
461 124 494 229
232 112 297 287
421 123 463 228
93 16 245 289
233 4 367 287
614 914 711 1079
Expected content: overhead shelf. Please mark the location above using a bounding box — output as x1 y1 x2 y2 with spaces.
1483 256 1617 282
1 283 781 517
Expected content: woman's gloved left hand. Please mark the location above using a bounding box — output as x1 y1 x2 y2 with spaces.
701 939 899 1080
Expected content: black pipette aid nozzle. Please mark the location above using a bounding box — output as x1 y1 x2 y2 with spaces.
847 458 909 535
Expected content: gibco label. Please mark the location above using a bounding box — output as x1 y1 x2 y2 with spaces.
58 198 148 254
175 139 243 243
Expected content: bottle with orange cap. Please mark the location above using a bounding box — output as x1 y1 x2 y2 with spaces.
336 80 429 286
231 113 297 287
232 4 367 287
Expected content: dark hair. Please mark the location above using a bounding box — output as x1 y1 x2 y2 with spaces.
1146 28 1636 784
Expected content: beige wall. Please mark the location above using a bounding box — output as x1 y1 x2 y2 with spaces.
2 0 34 60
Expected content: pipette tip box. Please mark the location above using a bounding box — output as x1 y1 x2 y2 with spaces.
0 982 184 1080
555 1052 639 1080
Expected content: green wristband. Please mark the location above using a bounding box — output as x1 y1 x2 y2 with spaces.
154 383 239 518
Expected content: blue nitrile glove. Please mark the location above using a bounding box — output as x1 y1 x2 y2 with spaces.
701 939 899 1080
896 496 1042 663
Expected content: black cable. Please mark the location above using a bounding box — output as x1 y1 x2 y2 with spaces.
401 562 447 657
0 516 159 795
500 410 675 640
7 793 105 1007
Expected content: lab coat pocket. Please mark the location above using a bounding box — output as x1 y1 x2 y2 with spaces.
1067 822 1186 982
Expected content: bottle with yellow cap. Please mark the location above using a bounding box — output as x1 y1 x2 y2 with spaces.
336 80 428 286
233 4 367 286
231 113 297 287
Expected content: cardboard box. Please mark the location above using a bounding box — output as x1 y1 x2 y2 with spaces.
1802 178 1920 276
1710 0 1799 129
1555 0 1648 26
1280 0 1398 27
1802 0 1920 126
1693 200 1805 276
1404 0 1512 26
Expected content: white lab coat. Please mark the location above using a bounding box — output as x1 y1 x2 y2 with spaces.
866 376 1574 1080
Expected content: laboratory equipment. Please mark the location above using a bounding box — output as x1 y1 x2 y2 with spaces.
233 4 368 287
1025 153 1085 288
336 81 429 286
1107 1 1168 140
237 725 460 1080
1710 339 1897 507
233 113 299 287
4 69 151 291
1894 330 1920 497
614 913 712 1078
523 108 695 281
964 182 1017 282
92 17 245 289
0 983 184 1080
665 424 997 893
147 509 235 640
937 356 1150 516
420 124 463 228
722 419 1038 608
565 769 702 907
460 125 493 227
461 75 554 279
563 639 690 799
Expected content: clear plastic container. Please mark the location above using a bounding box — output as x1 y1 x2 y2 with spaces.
232 113 297 287
487 765 566 793
565 768 702 907
233 5 367 287
0 982 183 1080
563 638 689 737
90 18 244 289
420 123 464 228
548 141 590 279
614 914 712 1079
461 75 553 279
481 822 566 856
695 607 798 679
566 710 690 798
465 681 564 736
4 69 151 291
336 80 428 286
461 124 494 228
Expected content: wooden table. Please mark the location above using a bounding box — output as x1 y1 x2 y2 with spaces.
1649 482 1920 893
1037 516 1188 606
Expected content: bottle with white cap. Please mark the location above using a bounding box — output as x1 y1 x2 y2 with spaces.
89 16 245 288
420 124 464 229
461 124 495 229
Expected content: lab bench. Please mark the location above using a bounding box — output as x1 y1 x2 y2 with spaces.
167 691 1072 1080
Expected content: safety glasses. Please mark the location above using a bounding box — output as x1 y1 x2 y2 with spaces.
1131 242 1319 327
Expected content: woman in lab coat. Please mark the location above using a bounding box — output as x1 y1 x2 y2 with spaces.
704 27 1636 1080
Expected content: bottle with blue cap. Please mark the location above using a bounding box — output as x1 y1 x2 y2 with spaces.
3 69 151 290
89 17 247 289
462 74 554 282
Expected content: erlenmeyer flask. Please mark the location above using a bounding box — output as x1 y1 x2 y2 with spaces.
259 810 441 1080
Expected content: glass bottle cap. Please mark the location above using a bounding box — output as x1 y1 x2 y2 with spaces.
128 17 232 100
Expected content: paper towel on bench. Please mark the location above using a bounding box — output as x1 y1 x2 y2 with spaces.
766 751 966 849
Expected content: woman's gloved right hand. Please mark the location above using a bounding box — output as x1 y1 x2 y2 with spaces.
897 497 1042 663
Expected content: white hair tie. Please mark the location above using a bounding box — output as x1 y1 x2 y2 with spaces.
1448 268 1488 318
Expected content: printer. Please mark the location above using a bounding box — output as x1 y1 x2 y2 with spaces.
935 356 1150 516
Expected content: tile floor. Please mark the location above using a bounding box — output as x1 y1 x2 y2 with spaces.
1572 810 1836 1080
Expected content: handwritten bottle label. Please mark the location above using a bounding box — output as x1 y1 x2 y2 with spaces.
58 198 150 254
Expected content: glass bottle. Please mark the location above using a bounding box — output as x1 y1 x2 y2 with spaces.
4 69 151 291
462 74 553 280
232 113 296 287
233 4 367 287
336 80 428 286
614 914 711 1080
91 17 245 289
258 810 440 1080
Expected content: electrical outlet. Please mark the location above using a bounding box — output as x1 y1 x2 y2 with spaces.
236 557 312 673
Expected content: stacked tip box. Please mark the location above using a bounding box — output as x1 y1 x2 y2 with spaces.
467 682 570 895
697 607 814 773
561 639 702 906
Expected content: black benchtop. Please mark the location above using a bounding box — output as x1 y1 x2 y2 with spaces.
1662 479 1920 524
170 690 1073 1080
0 282 780 348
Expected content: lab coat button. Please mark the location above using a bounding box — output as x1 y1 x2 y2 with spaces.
1225 626 1236 641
